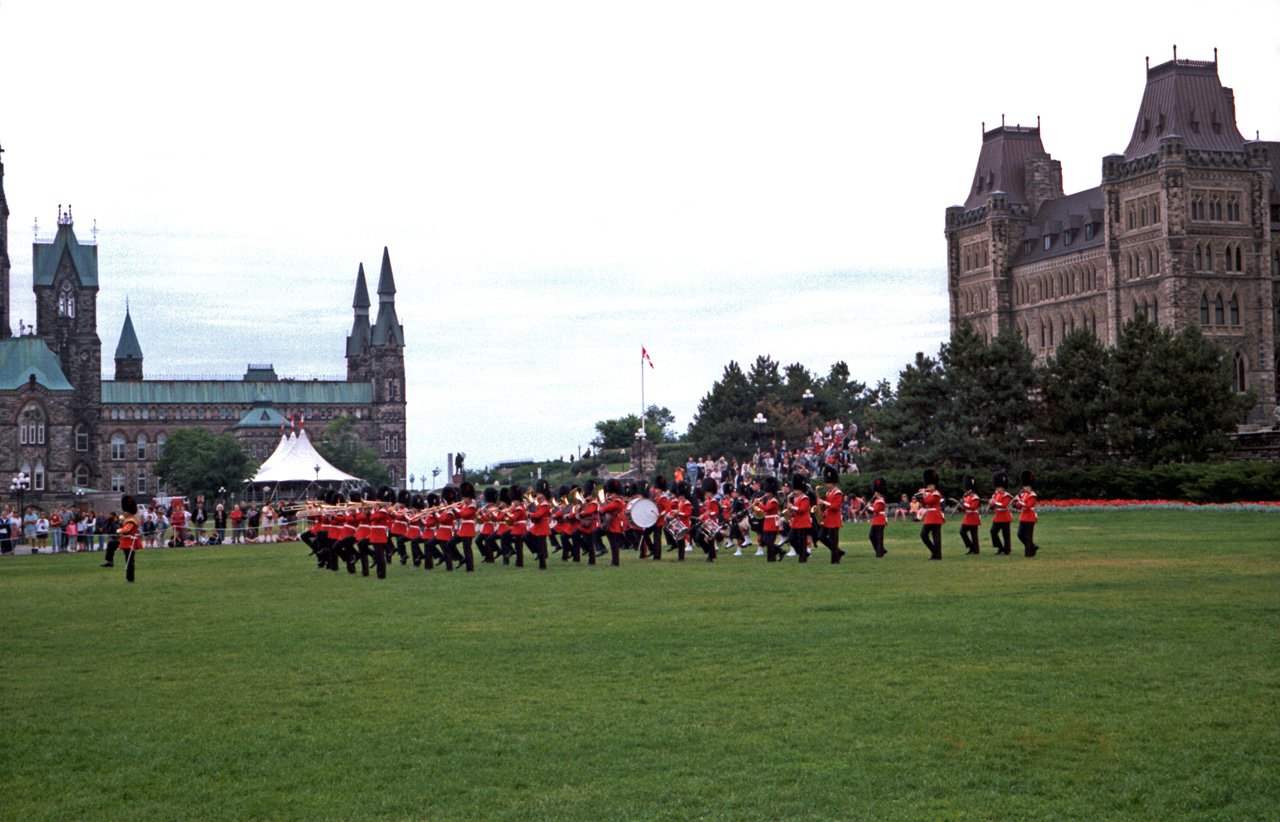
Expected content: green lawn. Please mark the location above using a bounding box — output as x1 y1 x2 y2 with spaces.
2 511 1277 821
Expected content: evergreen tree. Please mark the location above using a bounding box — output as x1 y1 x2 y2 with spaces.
1041 328 1111 463
686 361 758 457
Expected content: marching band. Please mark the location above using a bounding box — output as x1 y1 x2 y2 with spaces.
94 468 1045 582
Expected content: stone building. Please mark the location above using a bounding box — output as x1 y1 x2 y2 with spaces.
0 145 407 506
945 52 1278 428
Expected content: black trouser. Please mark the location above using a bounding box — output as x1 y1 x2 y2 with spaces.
525 534 547 569
604 532 622 566
647 525 663 559
512 533 526 567
990 521 1011 554
447 536 476 572
817 525 843 562
763 530 780 561
371 540 388 578
1017 521 1038 556
333 536 358 572
791 528 809 563
498 533 514 565
869 524 885 557
960 524 979 554
103 539 136 581
392 535 409 564
920 523 942 559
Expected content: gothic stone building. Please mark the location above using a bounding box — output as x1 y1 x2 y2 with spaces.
0 146 407 505
945 53 1278 428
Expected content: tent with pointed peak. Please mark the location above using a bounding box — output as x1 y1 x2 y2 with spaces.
252 429 360 484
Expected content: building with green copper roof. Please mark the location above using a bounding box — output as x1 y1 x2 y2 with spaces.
0 150 407 504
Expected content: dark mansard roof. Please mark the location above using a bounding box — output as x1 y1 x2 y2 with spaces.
964 125 1047 211
1124 58 1245 161
1012 187 1105 266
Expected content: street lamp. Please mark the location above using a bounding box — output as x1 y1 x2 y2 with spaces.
431 467 440 490
753 413 767 444
802 388 815 435
409 473 415 491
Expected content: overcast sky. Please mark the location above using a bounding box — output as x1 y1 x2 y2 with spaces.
3 1 1278 478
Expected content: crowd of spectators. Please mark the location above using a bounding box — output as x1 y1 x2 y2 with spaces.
750 419 875 481
0 500 298 554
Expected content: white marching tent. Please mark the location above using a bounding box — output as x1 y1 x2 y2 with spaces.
252 429 360 484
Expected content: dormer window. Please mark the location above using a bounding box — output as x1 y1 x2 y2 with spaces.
1084 224 1095 241
1024 240 1034 255
1063 229 1073 246
1043 236 1052 251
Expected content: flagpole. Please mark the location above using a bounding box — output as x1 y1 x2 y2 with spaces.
640 346 645 438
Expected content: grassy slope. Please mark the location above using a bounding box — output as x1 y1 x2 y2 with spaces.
1 511 1277 821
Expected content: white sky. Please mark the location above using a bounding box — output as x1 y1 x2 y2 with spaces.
2 1 1278 477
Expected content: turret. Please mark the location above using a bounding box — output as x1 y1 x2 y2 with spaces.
113 307 143 381
345 263 372 381
371 247 405 348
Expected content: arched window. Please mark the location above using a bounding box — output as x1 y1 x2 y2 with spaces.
136 434 147 460
1225 244 1234 272
1214 295 1225 325
1151 297 1158 323
1235 246 1243 272
158 434 166 458
33 460 45 491
1195 244 1204 270
1201 294 1210 324
1233 352 1247 393
75 423 89 451
1040 322 1046 348
74 464 90 488
1230 295 1240 325
58 282 76 318
111 434 126 460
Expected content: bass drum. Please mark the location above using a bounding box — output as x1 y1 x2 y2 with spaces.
626 498 660 529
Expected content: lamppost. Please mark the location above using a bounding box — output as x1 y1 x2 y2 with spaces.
753 413 767 445
10 472 29 550
431 467 440 490
802 388 814 430
409 473 415 492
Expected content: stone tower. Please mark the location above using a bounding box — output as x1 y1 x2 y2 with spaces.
0 142 9 338
114 307 143 381
33 207 102 416
344 250 407 484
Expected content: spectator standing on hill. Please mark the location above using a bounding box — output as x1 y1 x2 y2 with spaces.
0 508 11 554
213 504 227 544
230 505 244 543
35 513 50 552
48 508 63 552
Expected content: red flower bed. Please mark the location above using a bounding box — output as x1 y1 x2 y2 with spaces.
1041 499 1280 507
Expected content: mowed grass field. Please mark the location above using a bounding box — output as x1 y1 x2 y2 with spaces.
2 511 1278 822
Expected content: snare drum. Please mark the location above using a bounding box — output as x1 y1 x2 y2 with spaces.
625 498 660 529
664 520 690 542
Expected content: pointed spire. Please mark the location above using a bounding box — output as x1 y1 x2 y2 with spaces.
371 247 404 347
352 263 371 310
377 247 396 300
114 308 143 360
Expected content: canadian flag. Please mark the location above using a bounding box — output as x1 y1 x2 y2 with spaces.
642 346 654 369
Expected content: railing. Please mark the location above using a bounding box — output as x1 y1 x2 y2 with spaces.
103 374 349 382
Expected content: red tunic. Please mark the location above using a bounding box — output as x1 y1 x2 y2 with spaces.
870 498 887 527
118 517 142 551
676 499 693 529
578 501 598 532
354 509 371 541
989 491 1013 523
1017 491 1038 523
960 493 981 527
369 508 392 543
390 510 408 538
922 490 945 525
822 487 844 529
507 502 528 537
762 497 781 532
434 508 455 541
479 505 496 536
601 498 626 534
456 502 477 538
528 501 552 537
790 494 813 530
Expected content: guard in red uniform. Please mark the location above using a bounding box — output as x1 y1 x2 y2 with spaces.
694 477 721 561
1015 470 1040 557
599 479 627 566
988 472 1013 555
787 473 813 563
389 489 411 565
100 495 143 582
646 478 667 560
816 465 846 563
918 469 944 560
577 481 599 565
760 475 782 561
958 475 982 555
527 480 552 569
450 482 478 572
868 477 888 557
507 485 529 567
419 493 441 569
435 487 460 571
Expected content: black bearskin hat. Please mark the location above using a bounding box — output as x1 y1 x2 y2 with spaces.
349 488 364 503
623 481 637 497
334 492 347 504
557 484 571 500
426 493 440 507
1019 469 1035 487
510 484 524 499
460 481 476 500
654 475 668 491
362 485 375 500
822 465 839 485
737 483 751 496
583 479 597 497
534 479 552 499
923 469 939 487
412 494 425 510
441 486 459 503
675 480 691 499
397 489 411 506
483 486 499 504
604 479 621 495
962 474 976 492
637 480 650 497
992 471 1008 489
763 475 780 494
324 489 338 505
498 487 511 504
702 477 718 495
121 495 138 515
378 485 395 503
722 481 734 496
791 472 807 491
872 477 888 496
